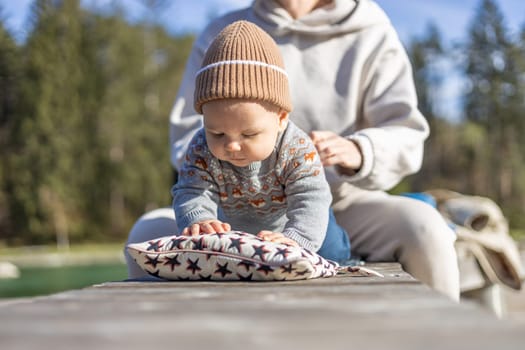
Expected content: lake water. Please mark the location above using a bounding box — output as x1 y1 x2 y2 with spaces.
0 263 127 298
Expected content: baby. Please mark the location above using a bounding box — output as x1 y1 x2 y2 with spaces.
172 20 350 261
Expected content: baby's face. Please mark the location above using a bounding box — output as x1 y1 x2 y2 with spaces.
202 99 288 167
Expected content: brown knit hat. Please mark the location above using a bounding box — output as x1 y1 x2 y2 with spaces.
194 20 292 114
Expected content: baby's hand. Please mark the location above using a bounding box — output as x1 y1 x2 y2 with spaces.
182 220 231 236
257 230 299 246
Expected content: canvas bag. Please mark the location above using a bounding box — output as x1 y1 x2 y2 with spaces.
427 189 524 290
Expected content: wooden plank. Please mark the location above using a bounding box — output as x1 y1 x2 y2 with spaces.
1 263 523 350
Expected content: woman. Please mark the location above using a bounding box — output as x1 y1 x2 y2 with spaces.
126 0 460 301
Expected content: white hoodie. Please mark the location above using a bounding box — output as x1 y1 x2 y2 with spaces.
169 0 429 191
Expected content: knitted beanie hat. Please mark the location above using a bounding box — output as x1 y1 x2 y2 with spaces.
194 20 292 114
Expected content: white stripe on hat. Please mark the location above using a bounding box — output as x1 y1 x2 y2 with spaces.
196 60 288 78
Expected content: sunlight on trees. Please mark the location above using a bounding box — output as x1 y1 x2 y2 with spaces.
0 0 524 245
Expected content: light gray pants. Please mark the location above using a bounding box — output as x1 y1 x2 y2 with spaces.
124 183 460 301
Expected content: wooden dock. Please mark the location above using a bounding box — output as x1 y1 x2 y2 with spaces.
1 263 523 350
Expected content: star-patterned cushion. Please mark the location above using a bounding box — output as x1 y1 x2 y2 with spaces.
127 231 339 281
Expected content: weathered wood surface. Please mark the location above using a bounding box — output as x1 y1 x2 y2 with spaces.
1 263 523 350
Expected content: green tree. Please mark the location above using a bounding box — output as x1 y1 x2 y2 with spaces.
463 0 525 227
508 23 525 228
89 11 193 239
405 23 448 191
0 13 22 244
3 1 195 246
409 23 444 123
8 0 93 246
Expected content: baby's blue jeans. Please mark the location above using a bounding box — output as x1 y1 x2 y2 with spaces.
316 209 351 263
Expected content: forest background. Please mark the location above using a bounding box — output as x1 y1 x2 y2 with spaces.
1 0 525 247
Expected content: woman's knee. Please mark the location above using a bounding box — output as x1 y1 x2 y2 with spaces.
392 197 455 251
126 207 178 244
124 207 178 279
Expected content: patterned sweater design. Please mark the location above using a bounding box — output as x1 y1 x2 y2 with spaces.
172 121 331 251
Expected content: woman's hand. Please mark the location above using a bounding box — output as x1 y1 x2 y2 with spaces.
257 230 299 246
310 130 363 175
182 220 231 236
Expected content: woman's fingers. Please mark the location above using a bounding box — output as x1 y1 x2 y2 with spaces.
310 130 362 170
